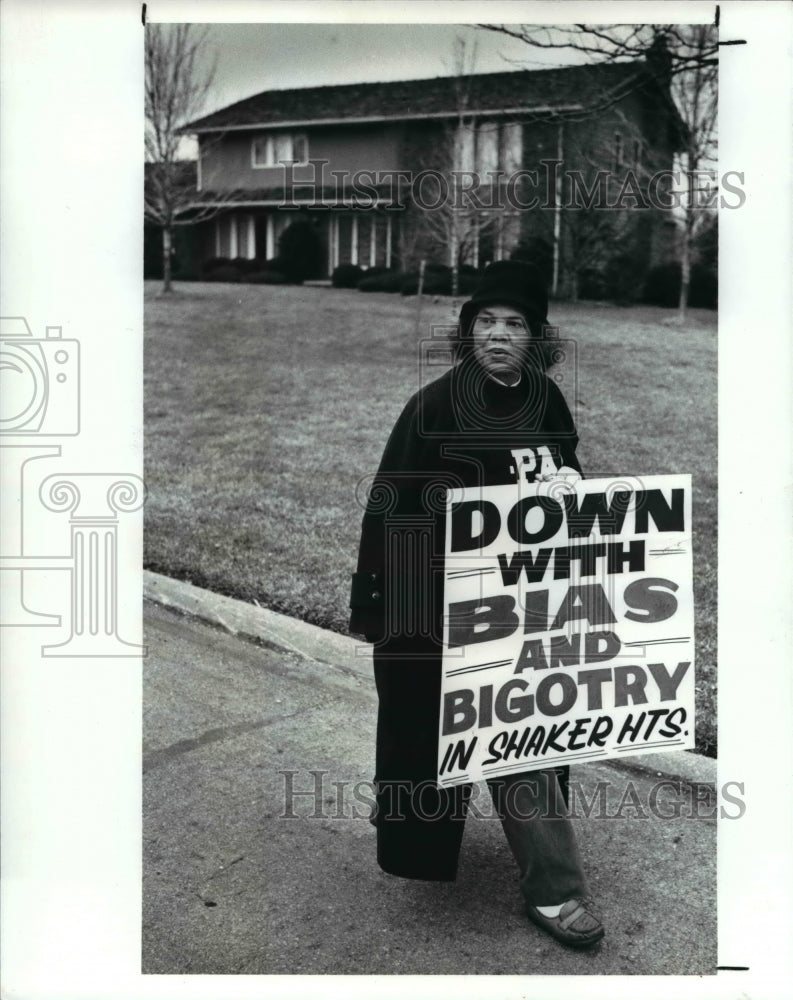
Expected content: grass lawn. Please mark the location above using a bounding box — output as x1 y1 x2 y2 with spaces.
144 280 717 756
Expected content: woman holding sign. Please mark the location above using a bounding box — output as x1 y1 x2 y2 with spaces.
350 260 604 948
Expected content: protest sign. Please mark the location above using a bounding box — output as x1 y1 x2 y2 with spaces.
437 475 694 786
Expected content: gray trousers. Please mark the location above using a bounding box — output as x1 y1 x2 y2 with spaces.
487 769 589 905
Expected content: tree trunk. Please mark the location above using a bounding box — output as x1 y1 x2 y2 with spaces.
678 209 692 321
162 226 173 293
413 258 426 339
677 159 697 321
678 238 690 319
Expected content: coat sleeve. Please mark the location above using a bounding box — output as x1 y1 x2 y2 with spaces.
349 391 424 640
544 375 582 474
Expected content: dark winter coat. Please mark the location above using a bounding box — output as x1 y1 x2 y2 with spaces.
350 357 581 881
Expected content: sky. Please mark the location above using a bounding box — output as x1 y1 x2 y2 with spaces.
189 23 591 120
167 21 595 157
149 6 720 159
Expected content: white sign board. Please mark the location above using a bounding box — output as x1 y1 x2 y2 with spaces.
438 475 695 786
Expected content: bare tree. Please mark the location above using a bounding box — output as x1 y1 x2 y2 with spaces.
411 37 503 295
482 23 718 318
145 24 227 292
667 26 718 317
565 106 671 301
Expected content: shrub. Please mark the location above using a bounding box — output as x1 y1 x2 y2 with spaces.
277 219 324 283
510 238 554 288
643 262 717 310
204 264 243 283
201 256 233 277
204 266 242 284
604 252 647 305
456 268 481 296
400 273 442 296
358 271 406 293
230 257 261 275
458 263 480 278
400 263 480 297
247 270 289 285
358 266 391 283
577 254 648 305
331 264 365 288
397 262 444 296
642 263 680 308
400 270 431 295
694 215 718 273
200 255 298 284
577 268 609 301
690 264 717 310
260 256 290 273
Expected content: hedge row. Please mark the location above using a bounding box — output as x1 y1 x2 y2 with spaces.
577 260 716 310
331 262 482 296
642 262 717 310
201 218 326 284
200 255 716 309
202 257 292 285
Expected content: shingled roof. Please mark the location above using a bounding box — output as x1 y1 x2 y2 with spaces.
183 61 658 132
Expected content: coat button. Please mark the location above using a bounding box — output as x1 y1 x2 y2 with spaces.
371 591 381 600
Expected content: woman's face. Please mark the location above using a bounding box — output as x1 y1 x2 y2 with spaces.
471 304 531 383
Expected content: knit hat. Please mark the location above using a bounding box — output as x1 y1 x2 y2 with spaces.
458 260 549 347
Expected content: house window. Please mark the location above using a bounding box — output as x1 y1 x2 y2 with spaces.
475 122 500 178
455 121 523 179
454 124 475 174
252 133 309 168
500 122 523 176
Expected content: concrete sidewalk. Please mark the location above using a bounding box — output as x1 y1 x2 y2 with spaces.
142 572 717 975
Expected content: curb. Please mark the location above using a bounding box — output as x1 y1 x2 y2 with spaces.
143 570 716 787
144 570 373 681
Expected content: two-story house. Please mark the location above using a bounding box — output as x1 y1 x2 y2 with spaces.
179 52 685 296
